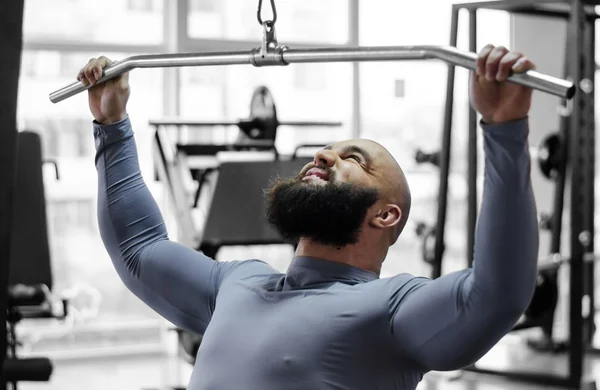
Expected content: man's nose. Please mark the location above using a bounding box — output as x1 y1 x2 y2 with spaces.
313 149 336 168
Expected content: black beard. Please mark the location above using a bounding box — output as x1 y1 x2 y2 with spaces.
265 173 379 248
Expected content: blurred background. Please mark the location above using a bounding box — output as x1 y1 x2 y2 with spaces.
10 0 599 389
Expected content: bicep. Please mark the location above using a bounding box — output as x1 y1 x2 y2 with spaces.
389 270 517 371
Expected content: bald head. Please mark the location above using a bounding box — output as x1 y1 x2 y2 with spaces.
262 137 413 276
325 139 412 241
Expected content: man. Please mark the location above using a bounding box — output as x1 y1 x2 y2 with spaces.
79 44 539 390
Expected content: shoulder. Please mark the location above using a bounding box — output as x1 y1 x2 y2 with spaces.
375 273 430 291
217 259 280 280
368 273 431 304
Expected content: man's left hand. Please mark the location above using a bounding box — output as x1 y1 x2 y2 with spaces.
471 44 537 124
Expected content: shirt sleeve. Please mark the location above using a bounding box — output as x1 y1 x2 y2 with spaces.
387 118 539 372
94 116 276 334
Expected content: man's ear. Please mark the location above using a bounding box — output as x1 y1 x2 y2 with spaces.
370 204 402 229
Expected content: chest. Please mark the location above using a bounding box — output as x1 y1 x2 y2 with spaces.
202 280 391 361
189 279 414 390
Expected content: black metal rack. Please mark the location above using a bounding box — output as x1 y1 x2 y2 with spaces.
432 0 598 388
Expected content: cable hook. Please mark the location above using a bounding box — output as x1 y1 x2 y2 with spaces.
257 0 278 26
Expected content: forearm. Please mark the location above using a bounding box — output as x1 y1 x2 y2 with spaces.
472 118 538 313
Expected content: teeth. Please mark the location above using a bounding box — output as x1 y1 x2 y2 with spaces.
304 174 326 182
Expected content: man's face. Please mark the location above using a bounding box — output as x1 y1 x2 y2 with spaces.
265 140 383 248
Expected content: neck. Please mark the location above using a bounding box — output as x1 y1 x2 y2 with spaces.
294 237 385 275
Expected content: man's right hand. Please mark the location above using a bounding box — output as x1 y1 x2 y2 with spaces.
78 56 130 125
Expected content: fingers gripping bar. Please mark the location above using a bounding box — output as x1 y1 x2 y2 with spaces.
49 45 576 104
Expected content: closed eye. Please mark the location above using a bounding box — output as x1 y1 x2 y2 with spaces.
347 155 362 162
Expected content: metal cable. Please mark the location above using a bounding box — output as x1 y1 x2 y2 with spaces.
257 0 277 26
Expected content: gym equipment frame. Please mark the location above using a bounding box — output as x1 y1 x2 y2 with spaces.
432 1 598 389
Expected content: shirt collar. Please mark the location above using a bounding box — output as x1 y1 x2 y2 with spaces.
280 256 378 290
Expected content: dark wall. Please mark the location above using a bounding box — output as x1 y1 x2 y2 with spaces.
0 0 25 385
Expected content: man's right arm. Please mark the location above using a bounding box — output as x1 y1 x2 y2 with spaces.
79 56 276 334
94 116 274 334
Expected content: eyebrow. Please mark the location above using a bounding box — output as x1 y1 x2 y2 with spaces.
324 144 373 166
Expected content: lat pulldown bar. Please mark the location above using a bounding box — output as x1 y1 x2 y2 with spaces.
49 44 576 104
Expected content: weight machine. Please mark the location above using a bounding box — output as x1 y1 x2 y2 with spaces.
415 1 598 388
149 85 340 253
3 132 70 390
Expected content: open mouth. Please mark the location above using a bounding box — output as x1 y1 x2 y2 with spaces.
303 167 330 183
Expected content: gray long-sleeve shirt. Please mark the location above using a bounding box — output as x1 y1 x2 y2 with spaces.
93 116 538 390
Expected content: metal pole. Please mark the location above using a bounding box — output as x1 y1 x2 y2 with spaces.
349 0 361 139
467 9 478 268
163 0 181 117
539 26 572 348
432 7 460 279
582 11 596 347
50 45 576 103
551 55 570 256
567 0 584 386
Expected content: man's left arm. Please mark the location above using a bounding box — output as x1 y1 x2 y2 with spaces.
387 118 538 372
